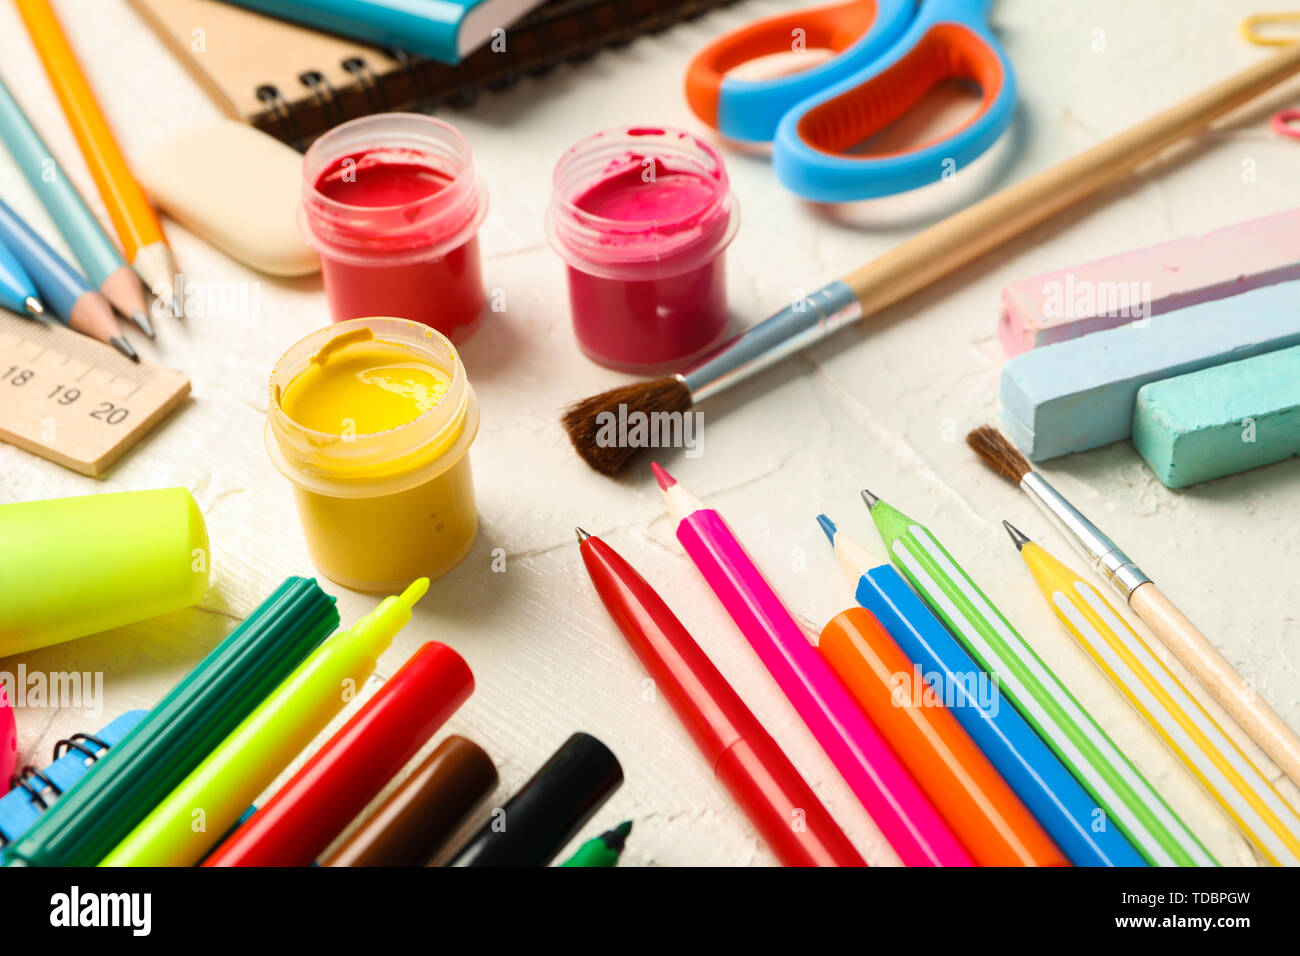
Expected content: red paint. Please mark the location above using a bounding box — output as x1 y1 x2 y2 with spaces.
301 118 488 341
580 531 865 867
548 128 738 373
203 642 473 867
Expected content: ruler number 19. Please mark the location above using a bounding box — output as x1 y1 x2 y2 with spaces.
48 384 81 405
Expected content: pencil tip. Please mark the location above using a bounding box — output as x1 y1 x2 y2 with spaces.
815 513 837 544
1002 519 1029 551
111 336 140 362
131 310 155 339
575 526 591 543
649 461 676 490
24 296 43 316
860 489 879 510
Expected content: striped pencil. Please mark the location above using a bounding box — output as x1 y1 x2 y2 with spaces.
863 490 1215 867
653 463 973 866
820 515 1146 866
1005 521 1300 867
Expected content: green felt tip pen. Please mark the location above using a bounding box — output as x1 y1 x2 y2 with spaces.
560 821 632 867
862 490 1214 868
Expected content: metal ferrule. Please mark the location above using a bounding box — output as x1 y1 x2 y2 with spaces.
681 280 862 403
1021 471 1151 599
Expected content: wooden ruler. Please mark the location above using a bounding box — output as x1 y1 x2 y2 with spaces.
0 313 190 476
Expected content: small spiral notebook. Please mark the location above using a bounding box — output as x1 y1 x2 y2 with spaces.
0 710 146 846
127 0 738 150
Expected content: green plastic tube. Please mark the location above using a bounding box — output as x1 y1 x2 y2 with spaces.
1 576 339 867
101 579 428 867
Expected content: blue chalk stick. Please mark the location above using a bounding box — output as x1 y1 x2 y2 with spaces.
1000 280 1300 460
1133 344 1300 487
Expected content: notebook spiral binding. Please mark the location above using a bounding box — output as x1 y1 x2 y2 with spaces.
247 0 738 150
9 731 112 810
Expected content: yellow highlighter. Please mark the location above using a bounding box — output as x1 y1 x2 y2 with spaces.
0 488 209 656
99 578 428 867
1005 521 1300 867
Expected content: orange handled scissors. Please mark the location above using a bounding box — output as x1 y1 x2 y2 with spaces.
686 0 1016 201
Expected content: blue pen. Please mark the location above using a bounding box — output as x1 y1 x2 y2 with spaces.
0 199 137 361
817 514 1146 867
0 233 43 316
220 0 543 65
0 77 153 337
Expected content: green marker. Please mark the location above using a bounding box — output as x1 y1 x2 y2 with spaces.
862 490 1214 868
560 821 632 867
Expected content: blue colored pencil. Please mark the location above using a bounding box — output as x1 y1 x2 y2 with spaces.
0 76 152 336
0 198 136 360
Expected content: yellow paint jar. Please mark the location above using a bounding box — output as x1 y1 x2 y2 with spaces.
266 317 480 592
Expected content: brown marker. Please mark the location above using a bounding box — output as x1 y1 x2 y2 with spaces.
322 735 497 867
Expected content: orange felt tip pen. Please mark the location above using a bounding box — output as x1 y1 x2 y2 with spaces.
815 605 1069 867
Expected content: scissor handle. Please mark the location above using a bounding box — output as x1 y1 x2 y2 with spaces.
685 0 916 143
773 3 1016 202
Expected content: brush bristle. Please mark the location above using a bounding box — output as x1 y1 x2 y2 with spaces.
561 376 694 476
966 426 1032 483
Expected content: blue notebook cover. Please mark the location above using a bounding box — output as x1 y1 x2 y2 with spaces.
224 0 548 65
0 711 147 845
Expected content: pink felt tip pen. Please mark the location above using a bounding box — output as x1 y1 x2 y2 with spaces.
651 462 974 867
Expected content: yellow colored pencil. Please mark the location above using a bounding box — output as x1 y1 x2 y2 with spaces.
16 0 180 314
1005 521 1300 867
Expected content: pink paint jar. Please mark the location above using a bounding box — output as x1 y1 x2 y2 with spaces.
547 127 739 373
301 114 488 342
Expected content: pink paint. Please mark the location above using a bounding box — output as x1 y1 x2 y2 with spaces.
658 465 974 867
301 116 488 341
548 127 739 372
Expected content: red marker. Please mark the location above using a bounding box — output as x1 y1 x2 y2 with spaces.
578 527 865 867
203 642 473 867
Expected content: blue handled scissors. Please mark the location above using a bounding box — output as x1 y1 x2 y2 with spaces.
685 0 1017 202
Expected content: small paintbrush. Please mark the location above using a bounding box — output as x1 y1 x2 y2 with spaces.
563 41 1300 476
966 424 1300 792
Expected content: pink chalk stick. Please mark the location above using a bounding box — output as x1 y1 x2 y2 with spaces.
998 208 1300 356
672 502 974 867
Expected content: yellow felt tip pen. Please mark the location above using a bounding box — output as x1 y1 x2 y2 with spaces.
1004 521 1300 867
99 578 428 867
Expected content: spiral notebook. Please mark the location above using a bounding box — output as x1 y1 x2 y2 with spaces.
0 710 146 845
127 0 737 150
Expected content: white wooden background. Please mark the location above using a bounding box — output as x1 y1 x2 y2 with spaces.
1 0 1297 866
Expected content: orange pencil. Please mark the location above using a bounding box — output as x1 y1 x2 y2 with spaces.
815 605 1068 867
16 0 180 315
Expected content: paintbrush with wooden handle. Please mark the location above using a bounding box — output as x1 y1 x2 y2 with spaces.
563 41 1300 476
968 425 1300 793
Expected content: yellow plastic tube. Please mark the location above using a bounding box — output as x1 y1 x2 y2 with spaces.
0 488 209 656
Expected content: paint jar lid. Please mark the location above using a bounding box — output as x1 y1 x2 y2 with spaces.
300 113 488 268
265 317 479 499
546 126 739 281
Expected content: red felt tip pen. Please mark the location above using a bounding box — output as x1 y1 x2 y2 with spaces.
578 528 865 867
203 642 473 867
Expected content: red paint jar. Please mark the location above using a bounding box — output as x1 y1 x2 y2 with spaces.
547 127 739 373
301 114 488 341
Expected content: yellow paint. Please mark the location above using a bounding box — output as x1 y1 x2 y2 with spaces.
280 328 450 437
270 321 479 593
